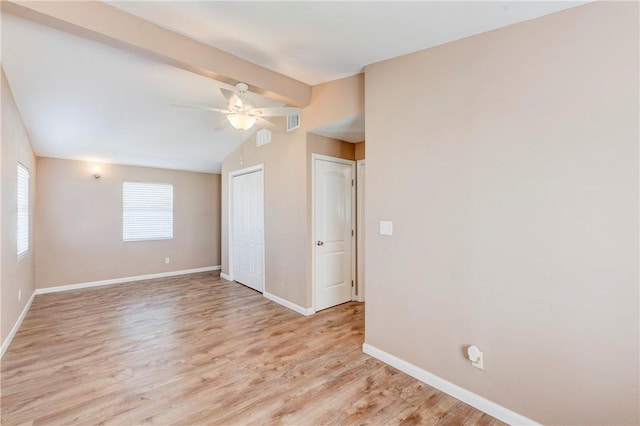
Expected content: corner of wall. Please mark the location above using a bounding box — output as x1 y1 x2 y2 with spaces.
1 66 38 349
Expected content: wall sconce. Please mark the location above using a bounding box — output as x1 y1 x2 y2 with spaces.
92 166 101 180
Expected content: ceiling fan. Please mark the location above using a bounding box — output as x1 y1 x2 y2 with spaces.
176 82 301 131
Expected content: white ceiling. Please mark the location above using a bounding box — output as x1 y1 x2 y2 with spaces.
1 13 283 173
108 1 589 85
2 1 589 173
310 114 365 143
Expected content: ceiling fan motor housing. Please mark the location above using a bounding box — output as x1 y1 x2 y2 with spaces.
235 82 249 93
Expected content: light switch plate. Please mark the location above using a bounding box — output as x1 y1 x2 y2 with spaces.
380 220 393 236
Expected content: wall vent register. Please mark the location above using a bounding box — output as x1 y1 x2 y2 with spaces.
256 128 272 147
287 114 300 132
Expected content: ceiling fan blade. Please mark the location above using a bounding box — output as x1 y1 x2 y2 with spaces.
220 88 243 109
219 88 235 103
214 118 231 131
252 106 301 117
255 117 281 132
172 103 230 114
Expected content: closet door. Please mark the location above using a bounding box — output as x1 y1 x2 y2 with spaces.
232 169 264 292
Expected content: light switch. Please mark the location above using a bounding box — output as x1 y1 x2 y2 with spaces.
380 220 393 236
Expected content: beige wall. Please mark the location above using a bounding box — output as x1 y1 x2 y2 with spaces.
36 158 221 288
307 134 355 162
364 2 638 425
221 74 364 308
1 68 37 345
222 127 308 306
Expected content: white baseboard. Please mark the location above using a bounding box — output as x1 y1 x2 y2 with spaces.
263 291 315 316
1 290 36 358
36 266 221 295
362 343 539 426
220 272 232 281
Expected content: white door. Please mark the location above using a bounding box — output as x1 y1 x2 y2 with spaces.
232 169 264 292
314 156 355 311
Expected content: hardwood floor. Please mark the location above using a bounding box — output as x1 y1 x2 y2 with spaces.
1 272 504 425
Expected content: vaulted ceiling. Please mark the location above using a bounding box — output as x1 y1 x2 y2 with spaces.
1 1 588 173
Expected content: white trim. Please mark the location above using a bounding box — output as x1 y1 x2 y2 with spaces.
311 154 356 311
228 163 264 178
1 290 36 358
362 343 540 426
356 159 365 302
264 291 315 316
311 153 356 166
228 164 266 294
35 266 221 295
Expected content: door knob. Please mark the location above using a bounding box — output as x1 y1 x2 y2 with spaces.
316 240 324 246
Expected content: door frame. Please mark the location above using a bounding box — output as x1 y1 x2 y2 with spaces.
228 163 265 293
311 154 356 312
356 159 365 302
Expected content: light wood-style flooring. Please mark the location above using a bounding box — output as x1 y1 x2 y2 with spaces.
1 272 504 425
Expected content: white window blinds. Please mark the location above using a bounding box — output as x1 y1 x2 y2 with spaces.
123 181 173 242
17 163 29 256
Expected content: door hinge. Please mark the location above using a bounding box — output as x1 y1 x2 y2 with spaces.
351 229 354 237
352 179 354 187
351 280 354 287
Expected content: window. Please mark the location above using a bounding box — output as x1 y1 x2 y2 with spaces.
17 163 29 256
123 181 173 242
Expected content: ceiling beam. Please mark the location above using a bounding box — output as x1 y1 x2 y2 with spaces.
2 1 312 107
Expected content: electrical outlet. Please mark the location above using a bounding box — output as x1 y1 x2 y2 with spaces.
467 345 484 370
165 257 170 264
472 351 484 369
18 289 22 302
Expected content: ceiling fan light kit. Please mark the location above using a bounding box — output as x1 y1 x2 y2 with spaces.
228 113 257 131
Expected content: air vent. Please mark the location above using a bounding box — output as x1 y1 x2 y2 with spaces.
287 114 300 132
256 129 272 147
